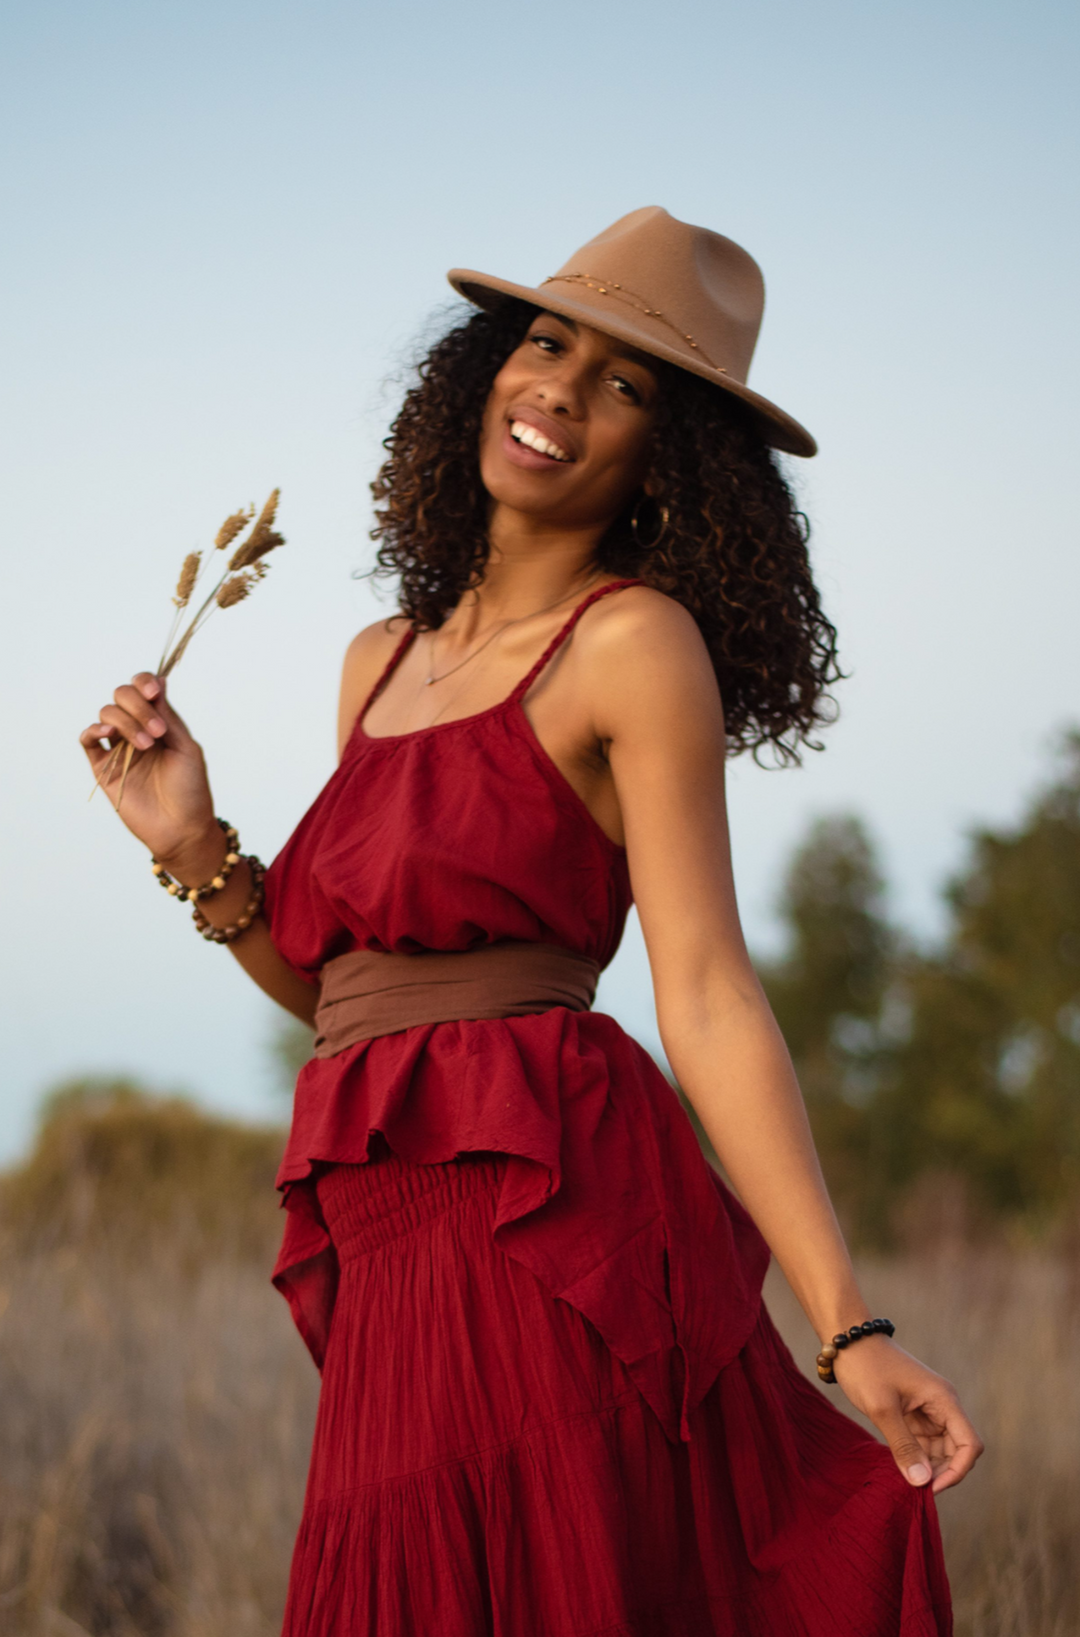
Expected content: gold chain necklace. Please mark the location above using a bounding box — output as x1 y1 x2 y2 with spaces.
423 570 603 687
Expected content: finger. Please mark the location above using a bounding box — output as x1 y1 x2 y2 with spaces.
99 703 157 752
132 670 163 702
930 1413 985 1495
80 724 117 771
130 671 194 746
80 722 113 751
112 683 169 742
873 1404 933 1487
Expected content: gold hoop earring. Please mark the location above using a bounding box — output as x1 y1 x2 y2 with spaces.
630 495 670 551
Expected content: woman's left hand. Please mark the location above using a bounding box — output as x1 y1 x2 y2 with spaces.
833 1336 984 1494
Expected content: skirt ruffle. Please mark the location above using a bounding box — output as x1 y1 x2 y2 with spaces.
281 1142 951 1637
272 1011 768 1442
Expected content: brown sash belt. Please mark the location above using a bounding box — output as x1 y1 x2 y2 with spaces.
313 942 601 1058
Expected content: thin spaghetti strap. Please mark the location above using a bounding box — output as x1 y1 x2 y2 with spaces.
358 624 416 721
510 578 644 701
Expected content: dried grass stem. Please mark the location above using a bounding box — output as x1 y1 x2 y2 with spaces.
93 491 285 811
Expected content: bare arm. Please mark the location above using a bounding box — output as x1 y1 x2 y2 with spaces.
78 621 399 1024
579 588 983 1495
80 674 318 1021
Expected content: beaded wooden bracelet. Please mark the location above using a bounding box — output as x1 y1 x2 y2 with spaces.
190 856 266 944
151 818 242 903
816 1318 895 1384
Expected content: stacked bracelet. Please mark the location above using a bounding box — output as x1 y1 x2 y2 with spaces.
816 1319 895 1384
151 818 242 903
191 855 266 943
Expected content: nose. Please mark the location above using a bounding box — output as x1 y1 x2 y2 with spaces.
535 356 587 419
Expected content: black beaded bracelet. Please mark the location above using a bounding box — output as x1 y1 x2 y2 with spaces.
816 1319 895 1384
151 818 242 903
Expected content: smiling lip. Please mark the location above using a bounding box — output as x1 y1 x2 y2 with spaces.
501 425 567 472
506 407 577 464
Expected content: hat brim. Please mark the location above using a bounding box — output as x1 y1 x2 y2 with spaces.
447 268 817 458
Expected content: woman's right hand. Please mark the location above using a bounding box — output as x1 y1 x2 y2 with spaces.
80 672 220 873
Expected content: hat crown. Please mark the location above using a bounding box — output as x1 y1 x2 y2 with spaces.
548 206 765 386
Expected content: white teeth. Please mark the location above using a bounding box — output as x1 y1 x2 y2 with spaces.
510 419 570 461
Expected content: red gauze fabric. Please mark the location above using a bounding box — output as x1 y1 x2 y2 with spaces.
263 580 952 1636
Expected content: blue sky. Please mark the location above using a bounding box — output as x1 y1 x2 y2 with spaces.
2 0 1078 1159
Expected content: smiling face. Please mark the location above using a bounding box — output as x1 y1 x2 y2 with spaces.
478 311 660 533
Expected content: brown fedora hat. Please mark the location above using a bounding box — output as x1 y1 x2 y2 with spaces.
448 205 816 458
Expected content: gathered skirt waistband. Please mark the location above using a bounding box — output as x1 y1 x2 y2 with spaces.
316 1142 507 1264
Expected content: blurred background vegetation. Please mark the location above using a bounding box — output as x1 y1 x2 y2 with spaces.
759 728 1080 1252
2 730 1078 1636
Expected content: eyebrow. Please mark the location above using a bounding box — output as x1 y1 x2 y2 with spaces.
537 310 657 376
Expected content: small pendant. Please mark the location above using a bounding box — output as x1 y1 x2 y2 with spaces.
424 676 435 686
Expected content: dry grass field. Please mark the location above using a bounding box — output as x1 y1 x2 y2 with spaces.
1 1091 1077 1637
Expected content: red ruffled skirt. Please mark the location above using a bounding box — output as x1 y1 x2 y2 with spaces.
281 1141 950 1637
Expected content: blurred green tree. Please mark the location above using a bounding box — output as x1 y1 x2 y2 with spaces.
880 732 1080 1231
760 734 1080 1244
756 815 899 1236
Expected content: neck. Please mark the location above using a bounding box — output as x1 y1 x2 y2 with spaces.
460 505 607 625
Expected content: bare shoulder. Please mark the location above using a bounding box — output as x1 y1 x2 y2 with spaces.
576 584 715 684
337 615 411 751
342 614 409 674
577 583 706 657
570 584 723 744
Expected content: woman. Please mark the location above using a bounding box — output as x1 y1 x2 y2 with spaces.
81 207 982 1636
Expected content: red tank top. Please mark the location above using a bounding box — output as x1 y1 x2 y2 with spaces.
264 579 769 1443
264 579 635 978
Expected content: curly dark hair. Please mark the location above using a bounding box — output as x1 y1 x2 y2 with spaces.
370 298 840 763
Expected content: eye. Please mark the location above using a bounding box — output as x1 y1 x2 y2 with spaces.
530 331 563 355
609 373 641 403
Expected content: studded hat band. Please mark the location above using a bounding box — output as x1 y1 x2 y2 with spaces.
539 272 728 375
